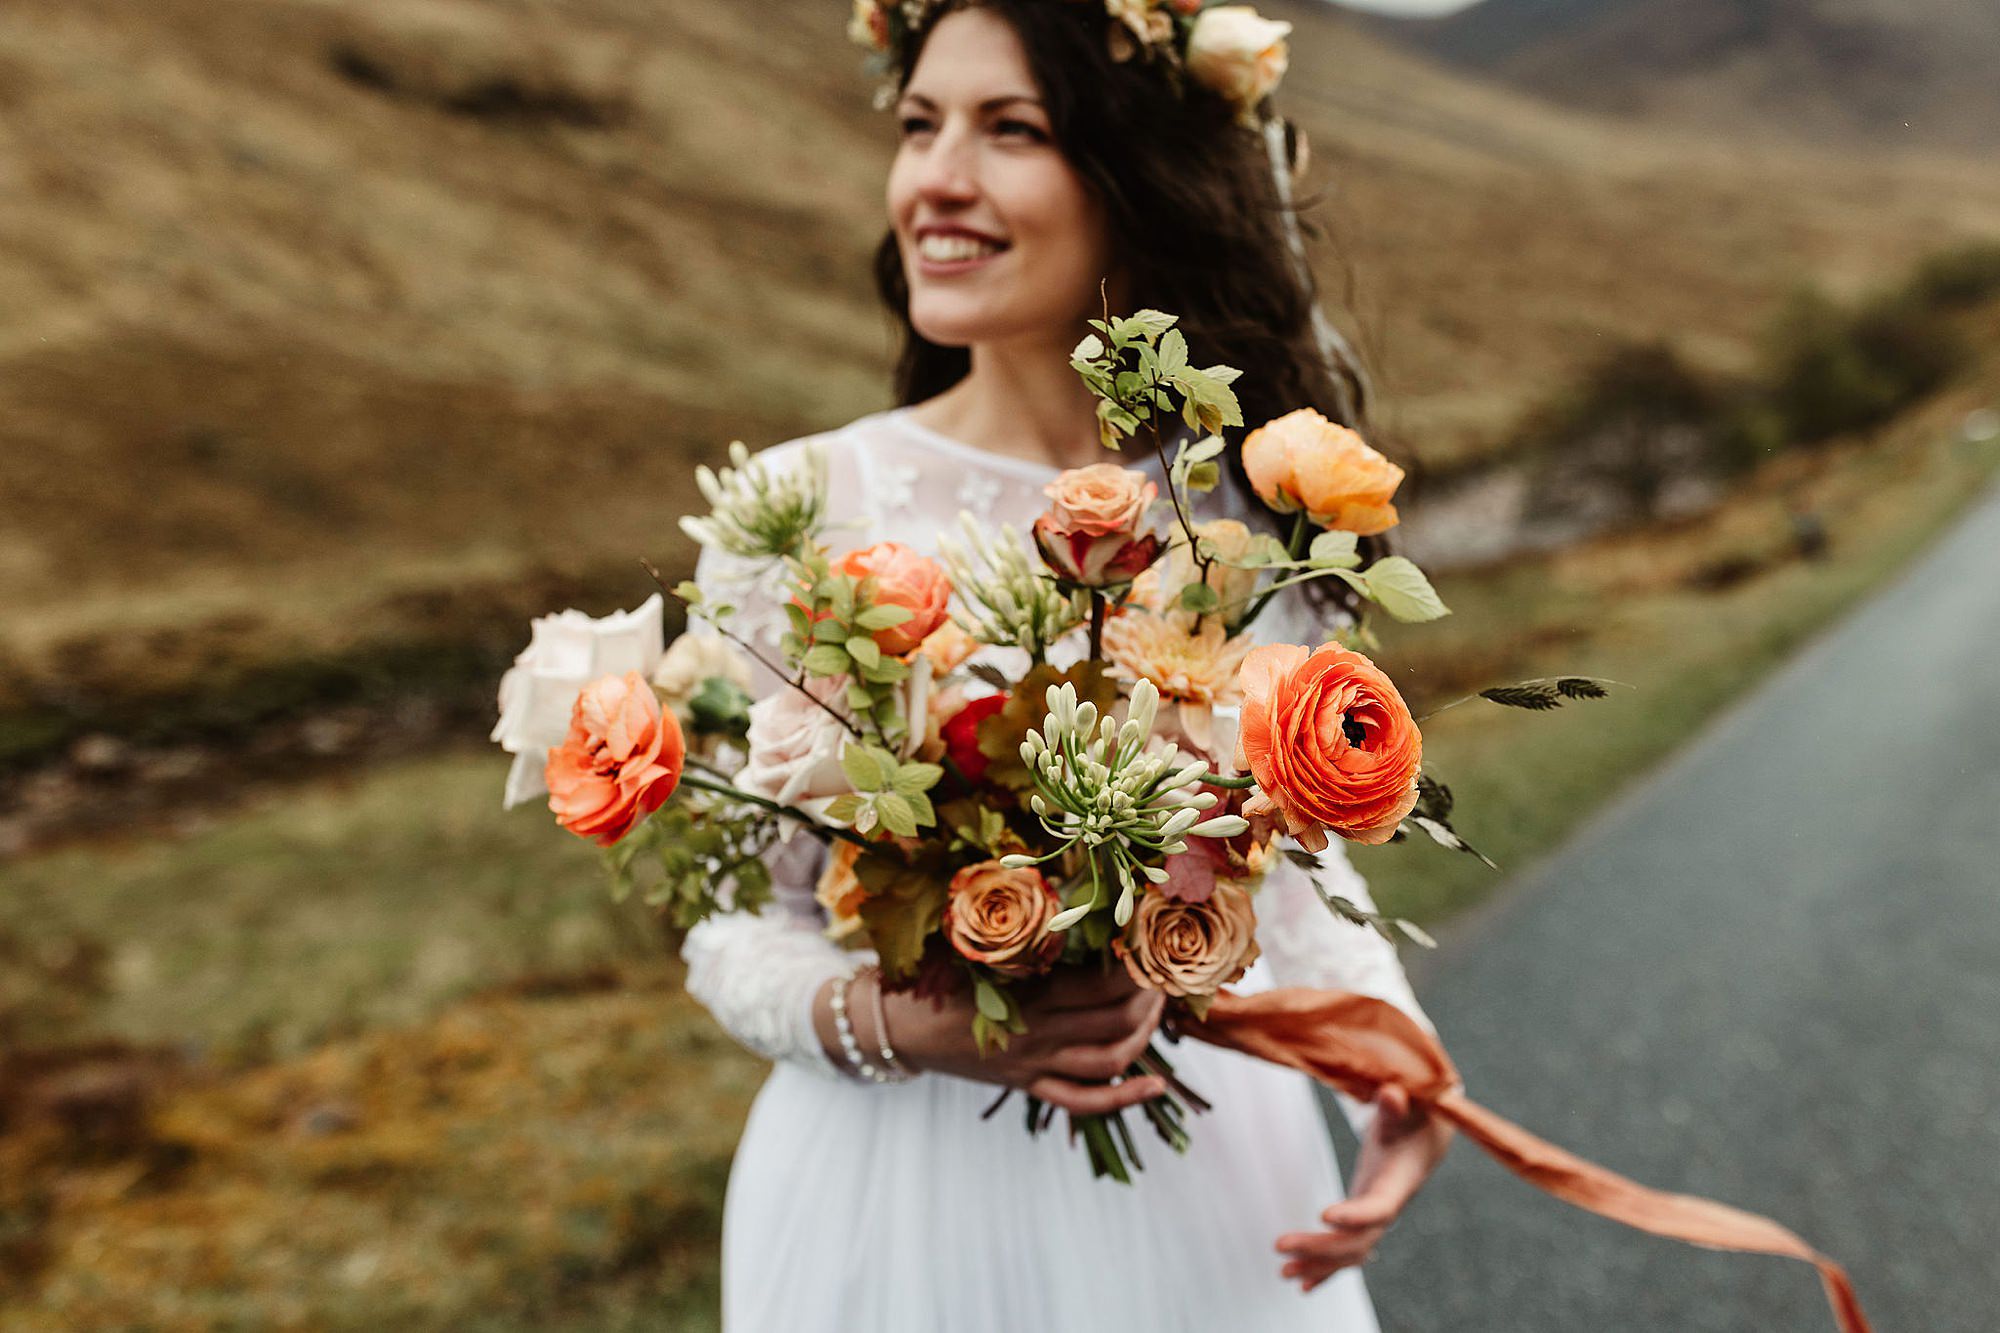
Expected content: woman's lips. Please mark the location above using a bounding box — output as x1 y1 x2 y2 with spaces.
912 229 1009 277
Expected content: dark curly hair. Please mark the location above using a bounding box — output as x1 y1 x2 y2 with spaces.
872 0 1380 615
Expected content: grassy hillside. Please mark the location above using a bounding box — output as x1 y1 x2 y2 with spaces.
6 0 2000 757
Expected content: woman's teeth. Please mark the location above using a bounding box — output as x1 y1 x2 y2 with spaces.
918 233 1004 263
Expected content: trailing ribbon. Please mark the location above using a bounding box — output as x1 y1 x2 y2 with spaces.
1186 987 1871 1333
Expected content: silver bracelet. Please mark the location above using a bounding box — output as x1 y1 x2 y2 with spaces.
863 964 918 1082
828 969 915 1085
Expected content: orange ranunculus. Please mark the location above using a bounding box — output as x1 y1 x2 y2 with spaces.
835 541 953 657
1235 642 1420 849
1240 408 1403 536
815 839 868 941
544 671 685 846
944 861 1063 978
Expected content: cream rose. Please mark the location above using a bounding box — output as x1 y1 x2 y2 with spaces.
737 655 934 837
493 594 664 809
649 633 753 715
1186 7 1292 114
1118 880 1262 998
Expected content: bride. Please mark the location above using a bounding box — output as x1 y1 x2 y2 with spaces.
683 2 1452 1328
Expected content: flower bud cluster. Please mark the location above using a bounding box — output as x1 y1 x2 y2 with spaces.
1001 679 1248 931
679 441 828 562
937 512 1088 660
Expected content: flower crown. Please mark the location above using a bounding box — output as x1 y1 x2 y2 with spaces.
846 0 1294 122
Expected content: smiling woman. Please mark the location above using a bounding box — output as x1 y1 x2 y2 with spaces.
670 3 1452 1331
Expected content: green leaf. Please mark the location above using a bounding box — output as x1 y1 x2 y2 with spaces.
801 643 850 676
876 792 920 838
824 793 866 824
1361 556 1450 623
1240 534 1291 567
1184 460 1220 494
1072 333 1105 362
1123 309 1179 340
846 635 882 669
903 790 936 829
973 977 1011 1022
845 681 874 711
1308 530 1361 568
891 761 943 796
1157 328 1189 376
1180 434 1225 465
841 743 887 793
811 618 847 643
673 580 705 606
854 604 914 631
1178 583 1220 614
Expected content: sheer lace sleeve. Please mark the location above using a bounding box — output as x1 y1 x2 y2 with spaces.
1255 842 1435 1139
677 433 865 1081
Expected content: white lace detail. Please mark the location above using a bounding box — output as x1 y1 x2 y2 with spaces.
954 469 1006 522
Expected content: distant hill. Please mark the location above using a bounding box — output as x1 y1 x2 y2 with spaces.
5 0 2000 722
1375 0 2000 152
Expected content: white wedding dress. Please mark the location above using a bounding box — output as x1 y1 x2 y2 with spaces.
683 406 1435 1333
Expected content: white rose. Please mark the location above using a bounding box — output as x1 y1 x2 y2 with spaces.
492 593 663 809
737 655 934 839
1185 6 1292 113
650 633 753 713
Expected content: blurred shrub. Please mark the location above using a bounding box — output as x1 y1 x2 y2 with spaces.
1756 287 1967 446
1907 240 2000 310
1521 341 1727 516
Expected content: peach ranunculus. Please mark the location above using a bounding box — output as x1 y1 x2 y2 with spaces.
1240 408 1404 536
1033 463 1163 587
1117 880 1262 998
944 861 1063 978
544 671 685 846
835 541 953 657
1134 517 1262 626
916 618 980 674
1101 608 1254 754
1235 642 1421 849
1185 6 1293 117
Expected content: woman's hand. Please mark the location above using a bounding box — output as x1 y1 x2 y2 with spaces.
1275 1083 1454 1293
867 965 1168 1115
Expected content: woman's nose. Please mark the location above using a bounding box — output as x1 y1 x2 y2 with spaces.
916 127 980 204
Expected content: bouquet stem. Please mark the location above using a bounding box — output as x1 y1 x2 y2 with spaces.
1019 1039 1212 1182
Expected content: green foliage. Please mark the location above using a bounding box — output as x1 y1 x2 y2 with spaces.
852 847 952 980
826 741 941 837
1069 310 1243 447
969 974 1028 1053
778 550 916 746
605 797 776 928
685 676 751 739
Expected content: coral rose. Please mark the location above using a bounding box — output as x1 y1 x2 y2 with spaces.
1235 642 1421 849
836 541 952 657
1118 881 1262 998
544 671 685 846
1241 408 1404 536
1033 464 1163 586
944 861 1063 978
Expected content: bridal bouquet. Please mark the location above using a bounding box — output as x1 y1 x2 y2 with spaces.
492 309 1871 1330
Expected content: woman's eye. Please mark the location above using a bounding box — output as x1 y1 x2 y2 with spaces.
994 119 1047 142
897 115 935 137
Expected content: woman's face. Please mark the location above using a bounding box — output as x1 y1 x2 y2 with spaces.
887 9 1118 350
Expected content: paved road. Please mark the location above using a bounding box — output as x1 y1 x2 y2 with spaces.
1363 482 2000 1331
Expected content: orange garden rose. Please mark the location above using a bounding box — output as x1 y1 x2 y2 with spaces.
815 840 868 941
544 671 685 846
1033 463 1164 586
1236 642 1421 849
944 861 1063 978
916 618 979 674
1241 408 1404 535
1118 880 1262 998
835 541 952 656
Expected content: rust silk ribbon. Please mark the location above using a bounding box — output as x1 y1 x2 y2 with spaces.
1185 987 1871 1333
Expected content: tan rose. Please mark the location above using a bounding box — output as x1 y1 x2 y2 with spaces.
944 861 1063 978
1117 880 1262 998
1241 408 1404 536
1186 7 1292 115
